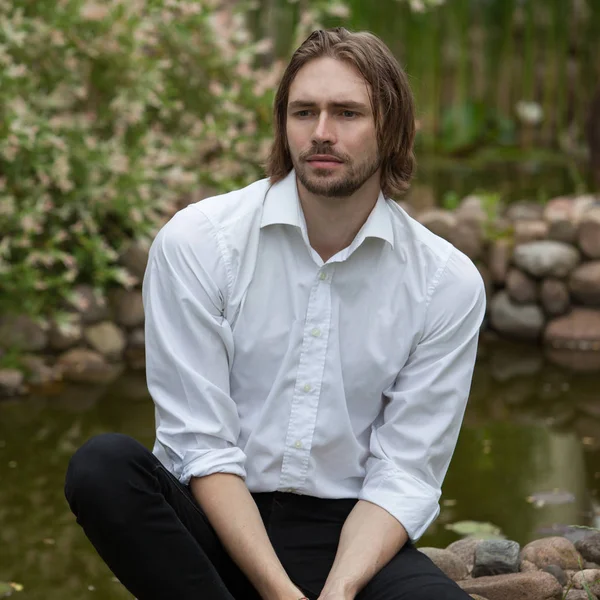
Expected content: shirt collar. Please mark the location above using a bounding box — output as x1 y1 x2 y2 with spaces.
261 170 395 250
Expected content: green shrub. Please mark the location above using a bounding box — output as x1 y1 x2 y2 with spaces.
0 0 347 320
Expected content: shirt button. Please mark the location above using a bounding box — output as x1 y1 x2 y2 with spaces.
319 272 327 281
294 441 303 449
303 383 312 392
311 328 321 337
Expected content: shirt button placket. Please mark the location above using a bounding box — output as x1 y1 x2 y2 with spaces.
279 266 333 492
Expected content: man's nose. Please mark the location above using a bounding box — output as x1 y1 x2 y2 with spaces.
312 114 336 145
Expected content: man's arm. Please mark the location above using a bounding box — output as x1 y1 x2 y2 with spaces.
321 251 486 599
319 500 408 599
191 474 304 600
143 208 302 600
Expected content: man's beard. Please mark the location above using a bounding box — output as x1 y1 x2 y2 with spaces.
293 147 381 198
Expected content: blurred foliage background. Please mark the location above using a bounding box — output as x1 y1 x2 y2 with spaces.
0 0 598 322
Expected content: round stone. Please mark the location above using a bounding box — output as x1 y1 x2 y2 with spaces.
456 195 487 226
110 289 145 328
48 314 83 351
417 209 457 241
575 532 600 564
449 222 483 261
65 284 110 324
506 201 545 222
541 564 568 586
459 571 562 599
540 279 570 316
571 569 600 597
0 314 48 352
544 309 600 371
0 368 25 397
564 590 592 600
578 206 600 258
56 348 122 384
513 241 580 278
514 220 549 245
446 538 483 573
489 239 513 285
545 308 600 350
120 241 150 280
84 322 127 360
520 536 581 570
545 196 578 244
506 269 538 304
490 291 545 341
472 540 521 577
418 547 469 581
569 261 600 306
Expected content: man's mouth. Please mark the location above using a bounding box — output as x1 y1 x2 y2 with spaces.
306 155 344 169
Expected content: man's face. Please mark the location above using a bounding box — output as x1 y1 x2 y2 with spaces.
286 57 381 198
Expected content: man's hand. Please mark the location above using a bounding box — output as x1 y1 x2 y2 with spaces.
317 579 354 600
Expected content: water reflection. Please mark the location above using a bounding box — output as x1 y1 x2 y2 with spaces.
0 342 599 599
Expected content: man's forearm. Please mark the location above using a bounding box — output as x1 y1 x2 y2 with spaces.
190 473 303 600
320 500 409 599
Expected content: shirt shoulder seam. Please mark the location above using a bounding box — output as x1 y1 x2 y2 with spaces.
190 205 234 301
424 246 455 312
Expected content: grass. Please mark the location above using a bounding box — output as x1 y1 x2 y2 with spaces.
561 555 600 600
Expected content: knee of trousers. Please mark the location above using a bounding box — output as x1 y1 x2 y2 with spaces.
404 584 472 600
64 432 149 513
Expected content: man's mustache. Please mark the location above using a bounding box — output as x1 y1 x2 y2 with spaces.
299 146 348 162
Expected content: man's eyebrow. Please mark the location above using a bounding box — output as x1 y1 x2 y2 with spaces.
287 99 370 111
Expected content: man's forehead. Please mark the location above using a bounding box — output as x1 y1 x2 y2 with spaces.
289 57 371 100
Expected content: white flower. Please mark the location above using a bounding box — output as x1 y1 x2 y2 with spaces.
328 3 350 18
80 2 109 21
254 38 274 55
515 100 543 125
6 64 27 78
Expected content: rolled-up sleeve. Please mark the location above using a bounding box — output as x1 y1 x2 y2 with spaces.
358 249 486 541
142 206 246 485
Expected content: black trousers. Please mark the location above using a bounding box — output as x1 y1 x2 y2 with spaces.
64 433 470 600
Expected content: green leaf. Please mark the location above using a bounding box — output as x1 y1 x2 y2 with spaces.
439 101 488 154
445 520 505 539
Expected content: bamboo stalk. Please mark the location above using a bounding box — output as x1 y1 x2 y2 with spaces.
453 0 470 111
496 0 516 123
520 0 536 148
430 7 442 148
472 0 485 103
552 0 569 147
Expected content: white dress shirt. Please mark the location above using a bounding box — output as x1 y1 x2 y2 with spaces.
142 170 486 541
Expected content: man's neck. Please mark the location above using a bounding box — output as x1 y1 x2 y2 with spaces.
297 176 381 263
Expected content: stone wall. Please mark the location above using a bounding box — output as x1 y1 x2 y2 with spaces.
418 532 600 600
1 193 600 397
0 242 148 397
411 194 600 372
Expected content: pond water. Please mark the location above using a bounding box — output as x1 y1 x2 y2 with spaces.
0 339 599 599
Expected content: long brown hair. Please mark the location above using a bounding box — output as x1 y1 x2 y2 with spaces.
265 27 416 198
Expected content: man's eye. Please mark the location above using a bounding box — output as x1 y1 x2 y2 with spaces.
296 110 311 117
342 110 357 118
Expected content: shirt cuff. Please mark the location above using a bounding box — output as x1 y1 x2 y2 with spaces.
179 446 247 486
358 463 441 542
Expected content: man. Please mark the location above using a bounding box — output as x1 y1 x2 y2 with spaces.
65 28 485 600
